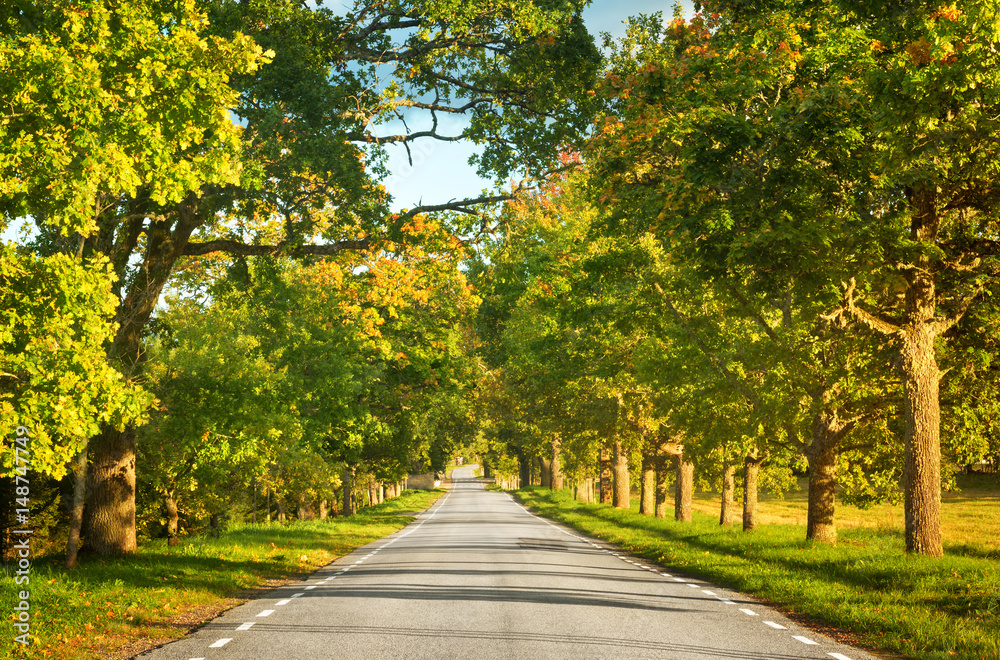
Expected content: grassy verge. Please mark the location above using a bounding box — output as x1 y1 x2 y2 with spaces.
516 486 999 660
1 489 444 660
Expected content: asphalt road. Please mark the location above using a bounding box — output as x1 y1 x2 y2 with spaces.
139 465 880 660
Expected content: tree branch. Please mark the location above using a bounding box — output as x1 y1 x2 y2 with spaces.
842 277 900 336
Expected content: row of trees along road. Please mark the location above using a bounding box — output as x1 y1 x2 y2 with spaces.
473 1 1000 557
1 0 601 559
5 0 1000 563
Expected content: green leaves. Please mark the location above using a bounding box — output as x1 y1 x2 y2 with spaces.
0 1 267 236
0 245 151 478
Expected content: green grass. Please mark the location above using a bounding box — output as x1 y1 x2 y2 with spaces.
516 486 999 660
1 489 444 660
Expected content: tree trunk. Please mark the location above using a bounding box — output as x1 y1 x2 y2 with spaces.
65 447 88 568
85 198 203 555
599 445 613 504
719 458 737 527
674 454 693 522
654 452 670 518
210 512 219 537
539 455 552 488
743 455 761 532
343 466 356 516
899 329 943 556
806 412 843 545
612 438 630 509
639 451 656 515
276 498 286 522
550 438 563 490
517 449 530 489
319 499 328 520
898 189 944 556
575 481 587 501
83 426 138 554
164 491 180 546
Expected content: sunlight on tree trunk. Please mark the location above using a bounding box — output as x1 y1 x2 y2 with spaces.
84 426 138 554
675 454 693 522
720 459 737 527
65 447 88 568
743 455 761 532
613 439 630 509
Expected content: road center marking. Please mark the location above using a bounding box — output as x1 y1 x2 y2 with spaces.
276 599 291 605
793 636 820 645
291 593 304 598
304 585 316 590
763 621 786 629
209 639 232 648
236 622 255 631
701 590 716 595
256 610 275 617
740 608 758 616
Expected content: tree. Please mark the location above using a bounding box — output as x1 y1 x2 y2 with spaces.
1 248 149 478
584 3 1000 555
6 0 599 553
1 0 269 554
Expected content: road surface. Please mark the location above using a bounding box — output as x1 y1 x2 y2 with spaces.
139 465 879 660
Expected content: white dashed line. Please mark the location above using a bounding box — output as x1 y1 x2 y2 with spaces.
256 610 275 617
236 622 255 631
686 583 700 588
304 585 316 590
763 621 786 629
354 560 364 564
291 593 304 598
209 639 232 648
701 590 716 595
793 636 820 645
660 573 672 577
718 599 736 604
740 608 758 616
828 654 853 660
672 577 686 582
276 599 291 605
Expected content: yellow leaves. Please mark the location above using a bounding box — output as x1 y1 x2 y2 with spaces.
931 6 962 22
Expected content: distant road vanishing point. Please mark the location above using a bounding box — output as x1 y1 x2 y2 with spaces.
139 464 878 660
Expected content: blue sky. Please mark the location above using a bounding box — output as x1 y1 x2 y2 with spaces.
382 0 694 212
